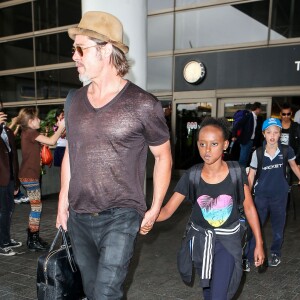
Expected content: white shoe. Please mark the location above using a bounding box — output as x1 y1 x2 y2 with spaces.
0 247 16 256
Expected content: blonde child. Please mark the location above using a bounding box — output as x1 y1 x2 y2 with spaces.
141 118 264 300
15 107 65 251
246 118 300 267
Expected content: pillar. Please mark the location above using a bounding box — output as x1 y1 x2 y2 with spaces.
81 0 147 89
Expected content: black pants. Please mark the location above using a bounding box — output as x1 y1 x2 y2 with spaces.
0 180 14 247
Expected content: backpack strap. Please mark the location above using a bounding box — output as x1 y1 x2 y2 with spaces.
254 146 264 185
64 89 77 135
255 144 289 185
188 161 245 207
226 161 245 208
188 163 203 204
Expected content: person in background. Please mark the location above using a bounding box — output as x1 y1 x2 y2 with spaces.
53 108 66 167
246 118 300 268
8 116 30 204
147 118 264 300
294 108 300 124
56 11 172 299
0 102 22 256
280 102 300 183
15 107 65 251
231 102 262 167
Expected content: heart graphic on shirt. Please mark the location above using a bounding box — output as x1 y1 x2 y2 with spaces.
197 194 233 227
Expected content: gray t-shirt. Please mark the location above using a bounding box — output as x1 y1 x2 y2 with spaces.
67 81 169 216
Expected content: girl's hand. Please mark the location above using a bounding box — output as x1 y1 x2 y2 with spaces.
57 118 65 129
253 243 265 267
140 224 153 235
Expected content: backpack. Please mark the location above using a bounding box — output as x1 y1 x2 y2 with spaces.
233 110 250 136
188 161 248 248
233 109 250 127
254 144 289 186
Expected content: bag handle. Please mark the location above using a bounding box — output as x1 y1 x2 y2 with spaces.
49 226 78 273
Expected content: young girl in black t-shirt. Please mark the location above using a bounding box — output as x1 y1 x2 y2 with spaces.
142 118 265 300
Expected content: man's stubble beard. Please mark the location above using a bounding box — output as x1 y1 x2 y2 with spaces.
79 52 103 86
79 74 91 86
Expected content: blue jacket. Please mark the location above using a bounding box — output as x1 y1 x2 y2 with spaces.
232 112 254 145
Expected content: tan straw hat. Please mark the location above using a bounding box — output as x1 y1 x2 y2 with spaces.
68 11 129 54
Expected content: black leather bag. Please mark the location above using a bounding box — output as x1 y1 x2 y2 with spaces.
36 226 84 300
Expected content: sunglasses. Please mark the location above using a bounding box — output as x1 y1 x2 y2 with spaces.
281 112 291 116
72 42 107 57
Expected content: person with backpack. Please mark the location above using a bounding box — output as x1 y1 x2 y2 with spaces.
280 102 300 184
142 118 264 300
231 102 262 167
246 118 300 269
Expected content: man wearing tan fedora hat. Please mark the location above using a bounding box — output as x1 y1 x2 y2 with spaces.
56 11 172 299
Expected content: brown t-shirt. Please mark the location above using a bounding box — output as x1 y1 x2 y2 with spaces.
67 81 170 216
19 128 40 179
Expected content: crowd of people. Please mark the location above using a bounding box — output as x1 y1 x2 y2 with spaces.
1 10 300 300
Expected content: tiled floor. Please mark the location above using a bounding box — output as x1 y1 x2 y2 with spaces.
1 184 300 299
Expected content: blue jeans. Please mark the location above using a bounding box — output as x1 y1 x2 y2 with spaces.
202 240 235 300
0 181 14 247
247 194 288 261
68 207 142 300
239 140 253 168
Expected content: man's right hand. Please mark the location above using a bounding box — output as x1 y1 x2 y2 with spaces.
56 209 69 231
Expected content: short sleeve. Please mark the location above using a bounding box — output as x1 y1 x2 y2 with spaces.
143 101 170 146
250 150 258 169
241 166 249 186
173 171 190 200
288 146 296 161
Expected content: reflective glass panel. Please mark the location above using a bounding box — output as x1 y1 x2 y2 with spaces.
0 69 80 103
36 33 74 66
175 1 270 50
161 99 172 133
176 0 212 7
148 0 174 12
224 102 267 129
0 3 32 37
34 0 81 30
0 38 34 70
271 0 300 39
148 13 174 52
0 73 35 102
147 56 172 92
36 69 81 100
175 102 212 169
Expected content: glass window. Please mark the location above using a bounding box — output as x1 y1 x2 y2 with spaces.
176 0 213 7
0 38 34 70
0 2 32 37
0 69 80 103
147 56 172 92
175 102 212 169
160 99 172 133
36 33 74 66
271 0 300 39
148 0 174 13
36 69 80 100
34 0 81 30
0 73 35 102
175 2 270 50
148 14 174 52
